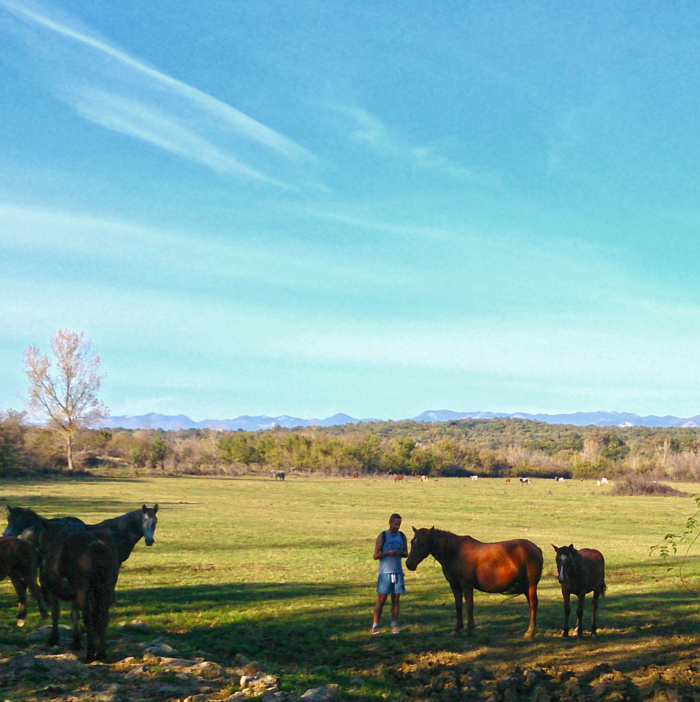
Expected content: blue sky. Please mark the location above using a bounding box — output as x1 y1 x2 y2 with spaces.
2 0 700 421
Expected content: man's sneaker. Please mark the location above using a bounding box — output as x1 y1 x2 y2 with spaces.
371 625 380 635
391 624 400 635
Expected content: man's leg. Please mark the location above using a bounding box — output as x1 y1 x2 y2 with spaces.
373 593 388 627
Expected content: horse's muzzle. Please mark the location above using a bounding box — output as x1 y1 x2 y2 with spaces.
145 538 154 546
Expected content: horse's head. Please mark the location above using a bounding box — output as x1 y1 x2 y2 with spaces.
551 543 581 584
141 504 158 546
406 526 434 571
3 505 39 537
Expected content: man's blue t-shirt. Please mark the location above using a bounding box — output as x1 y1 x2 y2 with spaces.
378 530 405 575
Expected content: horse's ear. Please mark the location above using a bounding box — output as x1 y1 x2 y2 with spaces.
153 504 159 513
6 504 10 513
429 526 435 532
568 543 574 550
142 504 147 513
412 526 417 534
551 544 558 552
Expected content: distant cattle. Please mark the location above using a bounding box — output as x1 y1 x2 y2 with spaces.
470 475 478 481
394 474 404 483
519 477 531 485
271 471 285 481
556 477 565 482
601 477 609 484
421 475 430 483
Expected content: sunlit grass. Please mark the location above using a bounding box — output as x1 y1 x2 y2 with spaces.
1 474 698 697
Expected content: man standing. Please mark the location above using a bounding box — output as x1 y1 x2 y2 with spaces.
372 513 408 635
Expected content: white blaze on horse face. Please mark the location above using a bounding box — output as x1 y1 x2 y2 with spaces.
558 554 567 583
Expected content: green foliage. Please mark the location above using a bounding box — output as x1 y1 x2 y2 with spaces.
4 416 700 480
651 493 700 560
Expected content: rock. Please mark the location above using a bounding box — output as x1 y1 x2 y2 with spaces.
145 642 180 657
185 660 225 678
125 665 149 678
117 619 148 631
300 683 340 700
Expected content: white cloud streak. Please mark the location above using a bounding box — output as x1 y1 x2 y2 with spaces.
336 105 498 185
1 0 314 184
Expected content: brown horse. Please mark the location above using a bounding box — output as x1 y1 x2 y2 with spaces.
551 544 606 637
44 530 120 661
0 536 48 625
406 527 543 637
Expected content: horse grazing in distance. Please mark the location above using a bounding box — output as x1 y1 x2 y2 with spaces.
407 527 543 637
43 530 119 660
271 471 286 481
394 474 404 482
552 544 606 637
0 536 48 625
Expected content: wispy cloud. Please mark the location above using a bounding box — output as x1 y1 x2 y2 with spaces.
335 106 498 185
1 0 314 185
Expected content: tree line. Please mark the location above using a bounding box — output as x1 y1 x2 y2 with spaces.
4 328 700 480
2 412 700 480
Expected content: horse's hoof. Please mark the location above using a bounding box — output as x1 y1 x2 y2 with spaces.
524 630 535 638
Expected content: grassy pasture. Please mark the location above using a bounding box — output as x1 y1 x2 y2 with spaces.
1 474 699 699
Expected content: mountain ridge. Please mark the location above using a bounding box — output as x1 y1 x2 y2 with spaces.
100 409 700 431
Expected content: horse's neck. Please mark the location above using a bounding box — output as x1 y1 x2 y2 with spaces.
431 531 461 563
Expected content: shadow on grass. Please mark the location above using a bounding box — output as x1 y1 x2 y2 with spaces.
97 575 700 679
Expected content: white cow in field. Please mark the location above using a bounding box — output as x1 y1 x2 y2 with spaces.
555 476 565 482
470 475 478 481
421 474 430 483
601 477 609 484
519 477 531 485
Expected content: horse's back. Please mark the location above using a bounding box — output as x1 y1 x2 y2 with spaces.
463 537 543 592
579 548 606 591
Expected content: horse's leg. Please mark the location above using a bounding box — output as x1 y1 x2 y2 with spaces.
590 589 600 635
575 593 586 638
95 594 110 660
448 580 464 633
70 599 83 651
524 581 538 638
48 596 61 646
463 585 475 635
562 590 571 638
80 590 96 661
9 574 27 625
27 571 48 619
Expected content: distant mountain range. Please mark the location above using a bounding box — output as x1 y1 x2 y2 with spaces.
99 409 700 431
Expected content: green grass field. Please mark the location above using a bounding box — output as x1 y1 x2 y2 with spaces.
1 474 699 700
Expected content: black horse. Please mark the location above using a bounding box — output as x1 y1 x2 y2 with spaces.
4 504 158 566
4 504 158 658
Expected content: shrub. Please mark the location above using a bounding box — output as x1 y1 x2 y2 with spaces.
611 472 689 497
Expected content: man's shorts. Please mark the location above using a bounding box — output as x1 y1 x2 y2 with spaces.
377 572 406 595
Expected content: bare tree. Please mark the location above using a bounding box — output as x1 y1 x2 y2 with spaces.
24 329 108 471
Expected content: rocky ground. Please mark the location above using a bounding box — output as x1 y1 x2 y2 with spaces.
1 622 699 701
